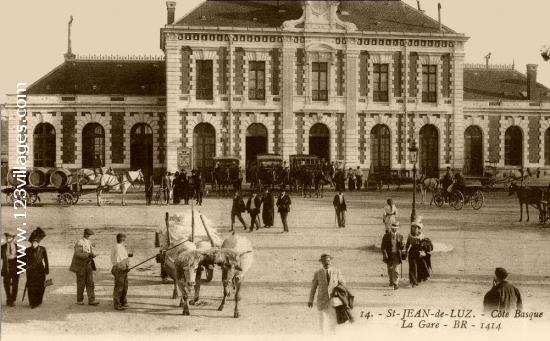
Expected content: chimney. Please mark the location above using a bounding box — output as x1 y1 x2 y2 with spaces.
166 1 176 25
417 0 422 11
438 3 442 31
526 64 538 100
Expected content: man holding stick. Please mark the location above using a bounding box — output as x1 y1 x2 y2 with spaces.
111 233 133 311
381 222 405 290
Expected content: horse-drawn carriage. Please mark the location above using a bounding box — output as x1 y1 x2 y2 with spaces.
2 167 144 206
433 178 485 210
247 154 285 191
211 156 241 194
289 155 330 197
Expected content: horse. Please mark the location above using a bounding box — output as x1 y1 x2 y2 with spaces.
173 235 253 318
213 166 231 193
96 169 144 206
418 175 440 205
314 170 330 198
77 167 114 184
508 182 545 223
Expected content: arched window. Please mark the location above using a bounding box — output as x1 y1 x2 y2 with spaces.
545 128 550 165
464 126 483 175
419 124 439 177
245 123 268 169
370 124 391 172
193 123 216 173
504 126 522 166
82 123 105 168
33 123 56 167
130 123 153 177
309 123 330 162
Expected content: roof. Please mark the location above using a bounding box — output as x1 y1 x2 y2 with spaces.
175 0 456 34
464 67 550 101
27 58 166 96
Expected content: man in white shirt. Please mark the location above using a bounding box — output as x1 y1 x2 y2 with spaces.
111 233 132 310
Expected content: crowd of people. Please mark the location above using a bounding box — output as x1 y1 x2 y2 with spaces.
145 169 206 206
230 189 291 233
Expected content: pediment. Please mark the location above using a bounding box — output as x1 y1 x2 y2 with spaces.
282 1 357 32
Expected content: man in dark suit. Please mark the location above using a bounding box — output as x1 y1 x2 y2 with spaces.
246 191 262 232
276 190 292 233
333 190 347 228
1 232 19 306
230 191 247 231
483 267 523 313
193 171 203 205
381 222 405 290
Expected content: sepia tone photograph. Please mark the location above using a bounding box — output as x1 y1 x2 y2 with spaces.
1 0 549 340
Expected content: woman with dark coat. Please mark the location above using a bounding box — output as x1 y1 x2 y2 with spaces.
262 189 275 228
405 219 432 287
347 168 355 192
24 227 49 308
173 171 181 204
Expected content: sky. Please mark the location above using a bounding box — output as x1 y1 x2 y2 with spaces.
0 0 549 103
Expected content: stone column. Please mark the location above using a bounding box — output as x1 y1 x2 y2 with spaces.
165 36 182 171
452 50 466 170
281 46 295 162
344 50 360 167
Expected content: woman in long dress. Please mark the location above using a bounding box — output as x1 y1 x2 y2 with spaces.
24 227 49 308
382 199 398 233
405 220 432 287
261 189 274 228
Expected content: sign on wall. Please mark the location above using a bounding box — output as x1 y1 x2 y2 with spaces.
177 147 192 171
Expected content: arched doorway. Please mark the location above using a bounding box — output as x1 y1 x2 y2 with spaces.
130 123 153 177
193 123 216 174
505 126 522 166
33 123 56 167
82 123 105 168
419 125 439 177
464 126 483 176
370 124 391 172
309 123 330 162
246 123 268 169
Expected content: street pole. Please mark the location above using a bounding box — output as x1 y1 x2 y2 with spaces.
411 163 417 222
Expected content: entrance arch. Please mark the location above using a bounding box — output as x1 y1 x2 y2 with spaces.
505 126 523 166
309 123 330 162
370 124 391 172
246 123 268 169
33 123 56 167
419 124 439 177
464 125 483 176
82 123 105 168
193 123 216 174
130 123 153 177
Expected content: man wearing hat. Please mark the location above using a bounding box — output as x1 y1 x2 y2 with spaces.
1 231 19 306
483 267 523 313
381 221 405 290
111 233 133 310
308 254 345 334
69 229 99 306
333 190 347 228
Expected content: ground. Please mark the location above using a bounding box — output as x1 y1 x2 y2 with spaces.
1 188 550 339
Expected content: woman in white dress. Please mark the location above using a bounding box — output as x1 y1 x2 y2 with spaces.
382 199 398 233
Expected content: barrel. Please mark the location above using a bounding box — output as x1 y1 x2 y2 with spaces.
49 168 72 188
6 169 28 187
28 167 50 187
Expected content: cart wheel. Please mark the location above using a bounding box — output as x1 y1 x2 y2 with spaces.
433 189 445 207
6 192 15 204
450 190 464 210
59 192 74 206
28 193 39 206
470 190 484 210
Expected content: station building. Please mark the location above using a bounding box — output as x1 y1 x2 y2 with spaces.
4 0 550 180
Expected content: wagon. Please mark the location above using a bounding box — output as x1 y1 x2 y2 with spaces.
2 182 95 207
433 179 485 210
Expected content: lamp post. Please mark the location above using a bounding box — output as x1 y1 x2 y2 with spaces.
409 140 419 222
